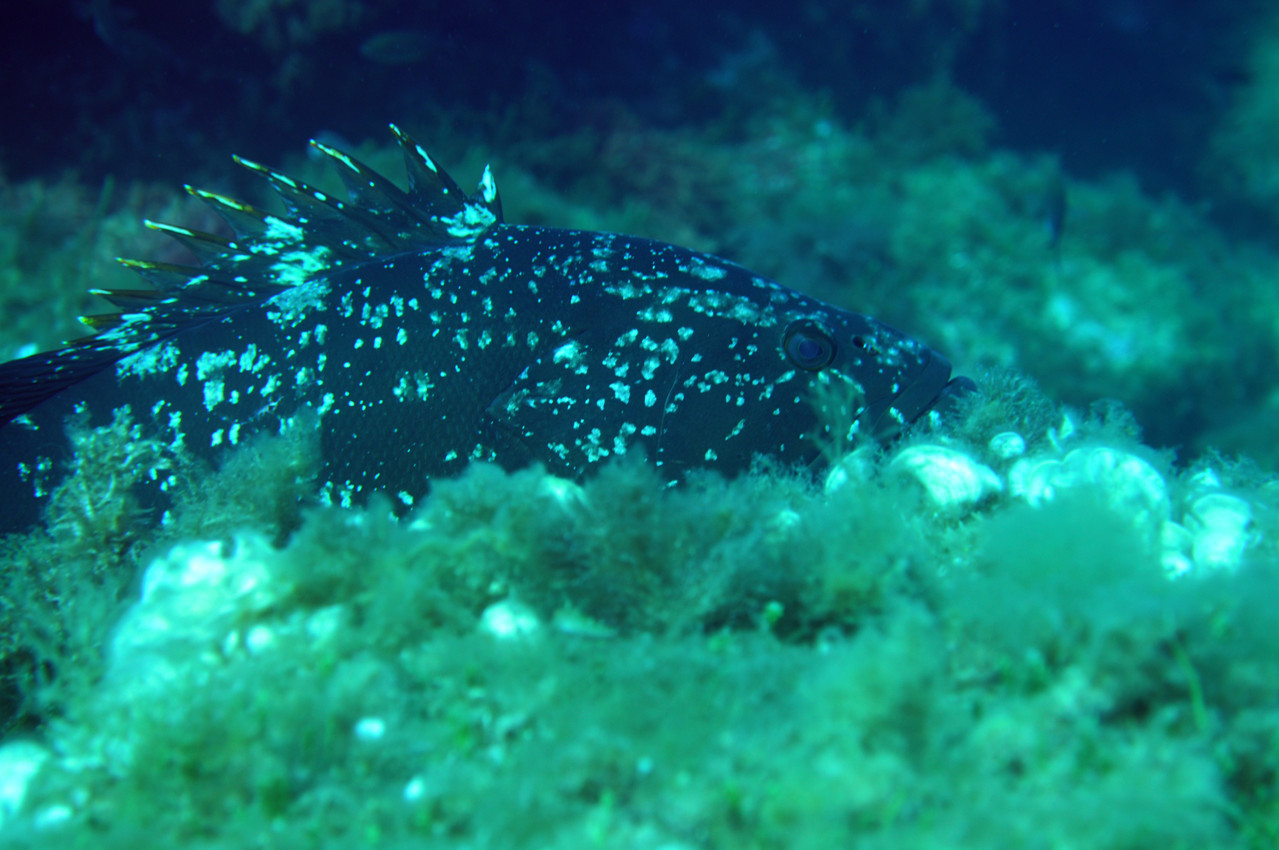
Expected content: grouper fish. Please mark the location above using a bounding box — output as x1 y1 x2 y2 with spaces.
0 125 973 532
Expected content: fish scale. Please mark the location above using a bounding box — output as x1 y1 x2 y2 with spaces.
0 125 973 531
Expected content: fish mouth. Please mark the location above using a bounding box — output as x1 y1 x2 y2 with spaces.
860 350 975 441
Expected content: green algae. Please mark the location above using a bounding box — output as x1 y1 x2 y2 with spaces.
0 387 1276 847
0 406 319 737
4 53 1279 848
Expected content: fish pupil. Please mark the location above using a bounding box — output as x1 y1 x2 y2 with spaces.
783 321 836 370
797 339 823 361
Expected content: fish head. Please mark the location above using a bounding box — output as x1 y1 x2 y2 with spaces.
778 309 974 451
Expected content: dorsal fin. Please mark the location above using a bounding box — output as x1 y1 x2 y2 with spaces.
0 126 504 427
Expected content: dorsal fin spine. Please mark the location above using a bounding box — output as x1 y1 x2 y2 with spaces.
0 128 504 427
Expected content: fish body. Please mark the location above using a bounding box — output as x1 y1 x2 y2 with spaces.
0 126 972 531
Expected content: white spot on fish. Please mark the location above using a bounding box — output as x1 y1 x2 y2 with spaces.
553 340 583 367
117 341 179 379
686 258 726 281
196 349 236 380
203 379 225 411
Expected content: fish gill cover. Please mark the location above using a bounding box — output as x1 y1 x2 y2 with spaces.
0 1 1277 847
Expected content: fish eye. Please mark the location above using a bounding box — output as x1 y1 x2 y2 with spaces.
783 321 836 370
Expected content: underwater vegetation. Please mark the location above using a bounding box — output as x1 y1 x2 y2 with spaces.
5 6 1279 845
1205 6 1279 225
0 373 1276 847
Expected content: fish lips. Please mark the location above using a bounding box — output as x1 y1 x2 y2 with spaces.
859 350 975 442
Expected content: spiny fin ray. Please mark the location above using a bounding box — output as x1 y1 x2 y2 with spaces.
391 123 466 204
0 126 503 426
